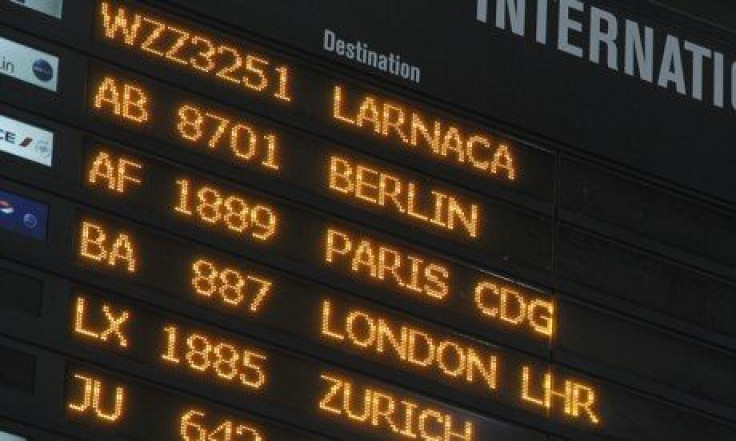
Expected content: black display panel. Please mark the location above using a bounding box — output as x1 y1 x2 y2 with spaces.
0 0 735 441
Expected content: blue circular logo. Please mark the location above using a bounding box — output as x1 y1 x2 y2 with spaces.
32 59 54 82
23 213 38 229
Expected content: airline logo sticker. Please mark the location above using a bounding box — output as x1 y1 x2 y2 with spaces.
0 188 48 241
0 36 59 91
9 0 63 19
0 113 54 166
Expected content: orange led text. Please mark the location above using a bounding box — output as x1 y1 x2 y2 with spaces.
332 85 516 182
474 281 555 338
73 296 131 349
191 258 273 314
87 150 145 195
68 373 126 423
92 75 151 124
521 366 601 425
99 1 293 102
160 324 267 390
174 178 278 242
325 227 450 300
175 104 281 171
329 155 480 239
319 373 474 441
321 299 498 392
79 220 139 273
180 409 263 441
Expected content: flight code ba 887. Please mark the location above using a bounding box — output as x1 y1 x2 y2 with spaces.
75 215 553 340
98 1 293 103
77 220 275 315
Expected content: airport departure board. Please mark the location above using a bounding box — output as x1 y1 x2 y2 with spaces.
0 0 735 440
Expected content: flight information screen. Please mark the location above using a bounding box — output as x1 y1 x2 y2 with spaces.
0 1 735 441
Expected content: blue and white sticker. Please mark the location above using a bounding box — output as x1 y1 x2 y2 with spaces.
0 113 54 166
0 188 48 240
0 36 59 91
0 429 26 441
9 0 63 19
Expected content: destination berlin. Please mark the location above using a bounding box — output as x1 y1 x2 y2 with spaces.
477 0 736 112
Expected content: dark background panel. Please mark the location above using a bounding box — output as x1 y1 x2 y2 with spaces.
529 362 736 441
0 340 60 437
557 225 736 341
0 266 43 317
591 384 736 441
647 0 736 33
559 157 736 280
0 346 35 393
555 298 736 419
